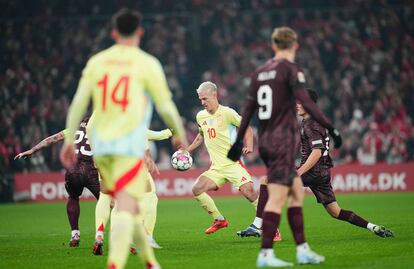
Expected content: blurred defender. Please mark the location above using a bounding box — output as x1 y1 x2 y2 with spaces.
59 8 187 269
15 117 98 247
228 27 342 267
297 90 394 238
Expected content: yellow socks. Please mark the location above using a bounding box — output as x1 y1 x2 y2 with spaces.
133 214 159 267
95 192 112 239
195 193 224 220
141 192 158 236
107 210 134 269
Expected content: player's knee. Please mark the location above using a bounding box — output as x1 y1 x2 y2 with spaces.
192 184 204 196
259 176 268 185
242 187 257 201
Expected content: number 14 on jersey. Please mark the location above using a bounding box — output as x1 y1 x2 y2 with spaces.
97 74 130 112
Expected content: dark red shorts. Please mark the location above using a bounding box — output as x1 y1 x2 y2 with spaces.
304 175 336 205
65 160 100 199
259 128 300 186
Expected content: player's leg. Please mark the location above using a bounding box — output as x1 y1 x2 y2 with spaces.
93 191 112 255
288 176 324 265
82 164 111 255
238 176 268 237
101 156 159 269
192 171 227 234
64 169 83 247
142 173 158 236
324 202 394 237
141 172 162 248
257 183 293 267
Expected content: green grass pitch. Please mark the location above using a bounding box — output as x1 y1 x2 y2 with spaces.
0 193 413 269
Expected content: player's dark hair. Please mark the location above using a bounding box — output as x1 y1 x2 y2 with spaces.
112 8 142 37
307 89 318 103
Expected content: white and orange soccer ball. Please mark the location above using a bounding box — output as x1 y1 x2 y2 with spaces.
171 150 193 171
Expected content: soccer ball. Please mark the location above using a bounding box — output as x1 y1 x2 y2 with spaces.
171 150 193 171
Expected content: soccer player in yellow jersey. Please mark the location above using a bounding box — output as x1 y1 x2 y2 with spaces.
184 81 258 234
93 128 173 255
59 9 187 269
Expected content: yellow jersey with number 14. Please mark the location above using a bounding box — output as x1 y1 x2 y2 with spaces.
196 105 242 169
65 44 172 158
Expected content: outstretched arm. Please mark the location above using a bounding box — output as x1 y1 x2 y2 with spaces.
294 89 342 148
144 149 160 175
147 129 173 141
228 99 257 161
15 131 65 160
185 133 204 154
297 149 322 176
242 126 254 155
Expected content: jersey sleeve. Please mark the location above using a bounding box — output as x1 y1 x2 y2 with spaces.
144 58 172 105
144 57 186 140
147 129 173 141
195 112 205 136
226 107 242 127
64 61 93 143
288 64 307 91
236 74 258 141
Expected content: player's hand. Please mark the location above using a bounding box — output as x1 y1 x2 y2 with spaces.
328 127 342 148
60 143 77 169
14 149 34 160
227 139 243 161
242 145 253 155
172 136 188 150
144 152 160 175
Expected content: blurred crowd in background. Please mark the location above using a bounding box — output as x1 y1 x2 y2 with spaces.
1 0 414 173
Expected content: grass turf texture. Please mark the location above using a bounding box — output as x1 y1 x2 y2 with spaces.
0 193 413 269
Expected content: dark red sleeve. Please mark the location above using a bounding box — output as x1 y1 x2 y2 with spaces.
294 89 332 130
236 74 259 141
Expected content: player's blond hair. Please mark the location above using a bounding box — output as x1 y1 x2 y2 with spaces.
196 81 217 94
271 26 298 49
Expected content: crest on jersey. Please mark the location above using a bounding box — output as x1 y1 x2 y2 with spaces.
297 72 306 83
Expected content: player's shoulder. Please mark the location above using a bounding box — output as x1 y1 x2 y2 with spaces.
307 118 326 132
196 109 209 121
252 58 297 81
220 105 239 115
136 48 161 65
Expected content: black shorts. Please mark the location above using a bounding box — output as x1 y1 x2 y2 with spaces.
259 129 300 186
65 160 100 199
305 175 336 205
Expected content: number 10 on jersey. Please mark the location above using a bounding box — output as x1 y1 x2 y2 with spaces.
97 74 130 112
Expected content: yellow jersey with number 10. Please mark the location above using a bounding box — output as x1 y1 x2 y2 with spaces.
196 105 242 169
